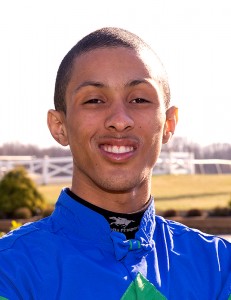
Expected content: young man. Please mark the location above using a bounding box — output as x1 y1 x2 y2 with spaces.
0 27 230 299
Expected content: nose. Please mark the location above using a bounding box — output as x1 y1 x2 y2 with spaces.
105 103 134 132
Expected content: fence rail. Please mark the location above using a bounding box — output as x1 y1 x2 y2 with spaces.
192 159 231 174
0 153 231 184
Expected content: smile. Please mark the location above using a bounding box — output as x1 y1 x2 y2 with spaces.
102 145 134 154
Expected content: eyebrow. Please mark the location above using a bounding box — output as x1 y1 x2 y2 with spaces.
73 78 154 94
125 79 154 88
73 81 105 94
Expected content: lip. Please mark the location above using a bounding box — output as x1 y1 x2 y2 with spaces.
98 137 139 162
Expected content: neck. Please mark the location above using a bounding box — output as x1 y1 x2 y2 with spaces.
71 174 152 214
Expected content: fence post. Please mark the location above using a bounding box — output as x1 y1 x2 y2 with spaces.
42 156 49 185
169 152 174 174
189 153 195 174
215 163 222 174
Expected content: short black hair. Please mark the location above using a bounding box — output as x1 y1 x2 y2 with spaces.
54 27 170 113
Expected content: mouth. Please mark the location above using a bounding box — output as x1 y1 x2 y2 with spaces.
101 145 134 154
98 138 139 161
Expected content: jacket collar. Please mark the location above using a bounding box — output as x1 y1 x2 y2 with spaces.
51 188 156 251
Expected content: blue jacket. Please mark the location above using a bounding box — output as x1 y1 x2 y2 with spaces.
0 188 231 299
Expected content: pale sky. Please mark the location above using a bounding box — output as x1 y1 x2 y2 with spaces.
0 0 231 148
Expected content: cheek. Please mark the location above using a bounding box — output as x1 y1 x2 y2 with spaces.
141 114 165 135
65 117 83 145
67 115 97 148
145 116 166 150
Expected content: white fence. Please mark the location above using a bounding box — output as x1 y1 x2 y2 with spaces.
0 153 231 185
0 155 73 185
153 152 195 175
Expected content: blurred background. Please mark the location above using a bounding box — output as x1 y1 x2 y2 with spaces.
0 0 231 149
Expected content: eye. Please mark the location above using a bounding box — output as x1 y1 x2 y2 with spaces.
131 98 149 104
84 98 104 104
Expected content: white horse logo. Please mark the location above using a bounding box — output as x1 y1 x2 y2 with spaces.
109 217 135 228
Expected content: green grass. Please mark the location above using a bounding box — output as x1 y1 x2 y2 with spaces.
38 175 231 212
152 174 231 212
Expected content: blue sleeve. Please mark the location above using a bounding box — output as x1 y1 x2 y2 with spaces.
0 256 23 300
218 271 231 300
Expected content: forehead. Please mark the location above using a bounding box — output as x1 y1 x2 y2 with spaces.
64 46 168 109
71 47 162 82
64 47 167 106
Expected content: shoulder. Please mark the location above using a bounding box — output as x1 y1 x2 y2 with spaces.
155 214 231 250
0 216 63 290
155 215 231 298
0 217 55 253
0 218 56 299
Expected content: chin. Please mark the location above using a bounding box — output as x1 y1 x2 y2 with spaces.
96 173 147 193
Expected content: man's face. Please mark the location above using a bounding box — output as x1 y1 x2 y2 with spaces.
61 47 169 194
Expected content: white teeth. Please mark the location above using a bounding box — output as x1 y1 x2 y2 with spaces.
103 145 134 154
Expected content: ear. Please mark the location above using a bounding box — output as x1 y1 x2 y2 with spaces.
162 106 178 144
47 109 69 146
